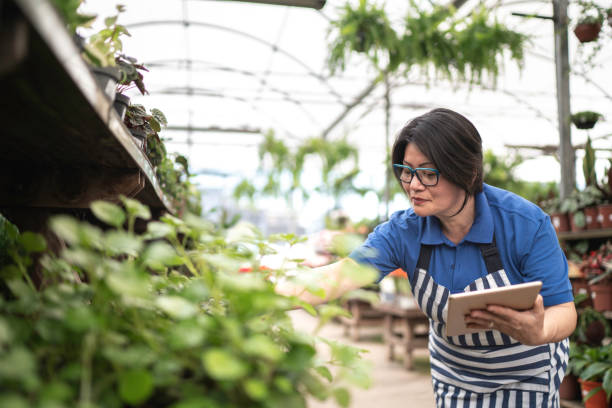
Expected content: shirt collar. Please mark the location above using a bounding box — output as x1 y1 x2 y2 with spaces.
420 186 494 245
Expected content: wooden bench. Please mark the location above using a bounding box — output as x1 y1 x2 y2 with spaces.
339 299 386 341
374 302 429 370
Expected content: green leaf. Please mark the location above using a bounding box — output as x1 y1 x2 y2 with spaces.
243 334 282 362
169 397 219 408
156 296 198 319
315 365 333 382
49 216 80 245
0 395 29 408
104 231 142 256
120 196 151 220
581 362 611 381
142 241 183 270
333 387 351 407
91 201 125 227
168 320 206 349
202 349 248 380
106 267 150 299
243 378 268 401
118 369 154 405
18 232 46 252
602 367 612 400
145 221 176 239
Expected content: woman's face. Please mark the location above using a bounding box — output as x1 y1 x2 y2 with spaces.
402 143 466 218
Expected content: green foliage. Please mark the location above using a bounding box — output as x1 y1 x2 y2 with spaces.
82 5 130 68
482 150 557 204
327 0 399 73
583 136 597 186
0 201 373 407
116 54 149 96
235 131 364 209
570 342 612 402
50 0 96 34
327 1 528 85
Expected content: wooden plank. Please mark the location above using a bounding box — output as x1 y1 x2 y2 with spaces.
0 165 144 208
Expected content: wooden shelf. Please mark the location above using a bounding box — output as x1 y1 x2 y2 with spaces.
557 229 612 241
0 0 174 212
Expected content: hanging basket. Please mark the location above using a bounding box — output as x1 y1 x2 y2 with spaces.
573 22 602 43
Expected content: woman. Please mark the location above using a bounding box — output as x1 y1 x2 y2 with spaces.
278 108 576 407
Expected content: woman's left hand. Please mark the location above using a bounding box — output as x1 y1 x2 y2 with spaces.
465 295 546 345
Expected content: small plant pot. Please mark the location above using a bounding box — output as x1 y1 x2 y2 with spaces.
584 206 601 229
573 119 599 130
551 212 570 233
129 128 147 151
114 93 130 121
91 66 121 101
570 212 586 232
597 204 612 229
560 373 580 401
573 23 602 43
590 283 612 312
578 378 608 408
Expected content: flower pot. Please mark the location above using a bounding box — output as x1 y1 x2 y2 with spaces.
590 283 612 312
560 373 580 401
573 23 602 43
585 206 601 229
597 204 612 229
551 212 570 233
572 278 593 307
91 66 121 101
579 378 609 408
114 93 130 121
129 128 147 151
570 212 586 232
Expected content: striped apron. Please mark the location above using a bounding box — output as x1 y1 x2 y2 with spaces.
410 241 569 408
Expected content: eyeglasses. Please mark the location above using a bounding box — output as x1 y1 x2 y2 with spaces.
393 164 440 186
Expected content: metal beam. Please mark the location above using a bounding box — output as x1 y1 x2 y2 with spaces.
219 0 325 9
553 0 574 198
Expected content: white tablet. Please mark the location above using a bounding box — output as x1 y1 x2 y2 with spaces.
445 281 542 337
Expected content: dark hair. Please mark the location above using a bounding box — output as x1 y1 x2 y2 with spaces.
391 108 483 215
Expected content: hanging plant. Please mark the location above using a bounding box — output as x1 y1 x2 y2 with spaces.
327 0 399 73
399 4 527 85
571 110 603 130
573 0 605 43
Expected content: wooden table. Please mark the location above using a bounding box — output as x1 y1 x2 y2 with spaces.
339 299 386 341
374 302 429 370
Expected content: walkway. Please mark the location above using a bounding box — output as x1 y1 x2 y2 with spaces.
289 310 436 408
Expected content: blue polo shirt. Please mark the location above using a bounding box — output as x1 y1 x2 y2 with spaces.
349 183 573 307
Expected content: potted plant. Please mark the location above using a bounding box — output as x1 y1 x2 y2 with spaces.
596 162 612 229
587 254 612 312
573 0 605 43
123 104 167 163
540 194 569 233
113 54 150 120
573 303 610 346
562 342 585 401
561 190 585 232
327 0 399 73
571 111 603 130
572 343 612 407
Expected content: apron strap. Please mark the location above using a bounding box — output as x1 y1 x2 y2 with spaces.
479 235 503 274
415 235 503 276
416 244 434 271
